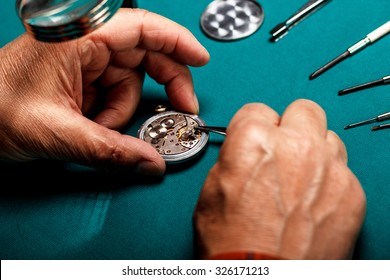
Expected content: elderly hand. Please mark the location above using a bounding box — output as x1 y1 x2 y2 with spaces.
194 99 366 259
0 8 209 175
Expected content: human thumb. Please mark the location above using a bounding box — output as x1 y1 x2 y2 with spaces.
38 114 166 176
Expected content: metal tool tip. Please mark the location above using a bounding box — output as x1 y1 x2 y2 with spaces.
339 79 384 96
371 124 390 131
309 73 317 80
371 123 390 131
309 67 330 80
309 51 350 81
338 89 348 96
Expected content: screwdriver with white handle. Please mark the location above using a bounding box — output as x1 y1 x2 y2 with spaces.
309 21 390 80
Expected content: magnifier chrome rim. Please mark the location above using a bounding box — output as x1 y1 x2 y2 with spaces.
16 0 123 42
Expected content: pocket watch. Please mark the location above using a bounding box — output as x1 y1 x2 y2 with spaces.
137 110 209 163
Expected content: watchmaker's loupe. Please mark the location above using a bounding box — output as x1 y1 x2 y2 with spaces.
16 0 124 42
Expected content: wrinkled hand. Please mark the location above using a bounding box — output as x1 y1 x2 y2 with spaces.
194 99 366 259
0 8 209 175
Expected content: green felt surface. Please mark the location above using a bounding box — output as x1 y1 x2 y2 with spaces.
1 0 390 259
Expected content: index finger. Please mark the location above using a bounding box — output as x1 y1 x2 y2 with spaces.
90 8 210 66
280 99 328 137
219 103 280 167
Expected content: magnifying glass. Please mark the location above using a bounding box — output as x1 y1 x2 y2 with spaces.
16 0 135 42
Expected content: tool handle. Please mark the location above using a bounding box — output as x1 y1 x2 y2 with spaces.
286 0 331 26
367 21 390 42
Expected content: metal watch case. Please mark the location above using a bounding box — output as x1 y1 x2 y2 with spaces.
137 111 209 163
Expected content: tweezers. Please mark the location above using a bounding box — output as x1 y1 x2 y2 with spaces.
195 126 227 136
270 0 331 42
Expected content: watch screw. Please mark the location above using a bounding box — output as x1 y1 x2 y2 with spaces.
155 105 168 113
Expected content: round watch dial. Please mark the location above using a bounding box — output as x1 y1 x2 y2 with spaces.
137 111 209 163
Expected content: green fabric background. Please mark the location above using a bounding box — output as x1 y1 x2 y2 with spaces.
1 0 390 259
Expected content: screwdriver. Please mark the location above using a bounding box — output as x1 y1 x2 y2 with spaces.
344 111 390 130
269 0 331 42
195 126 226 136
372 123 390 131
338 75 390 95
309 20 390 80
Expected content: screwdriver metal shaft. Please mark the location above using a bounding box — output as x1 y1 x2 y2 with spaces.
338 75 390 95
309 51 350 80
195 126 227 136
372 123 390 131
309 21 390 80
344 111 390 130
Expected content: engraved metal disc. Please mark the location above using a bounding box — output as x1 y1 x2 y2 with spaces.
200 0 264 41
137 111 209 163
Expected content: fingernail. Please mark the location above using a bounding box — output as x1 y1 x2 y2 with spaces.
193 93 200 114
135 161 164 176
